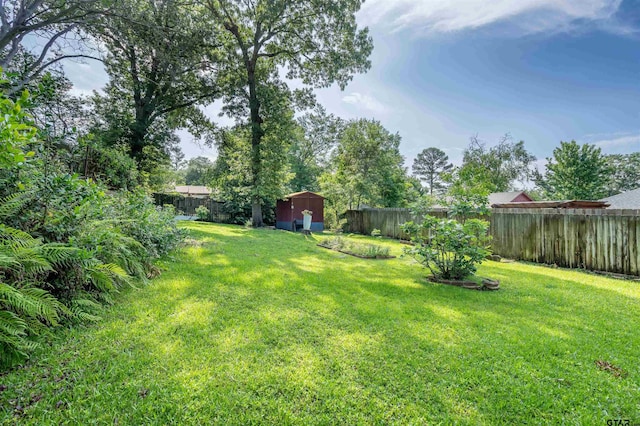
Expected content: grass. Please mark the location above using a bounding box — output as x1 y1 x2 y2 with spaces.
1 222 638 424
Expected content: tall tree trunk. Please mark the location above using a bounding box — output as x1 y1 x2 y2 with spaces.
248 67 264 227
129 104 152 164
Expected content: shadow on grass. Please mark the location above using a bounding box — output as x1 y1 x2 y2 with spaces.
2 222 638 424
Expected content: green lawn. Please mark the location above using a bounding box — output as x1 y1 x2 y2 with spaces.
2 222 639 425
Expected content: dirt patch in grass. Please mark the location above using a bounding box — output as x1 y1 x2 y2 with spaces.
595 360 628 378
429 276 501 291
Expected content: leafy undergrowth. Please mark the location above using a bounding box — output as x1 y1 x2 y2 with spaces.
0 222 638 424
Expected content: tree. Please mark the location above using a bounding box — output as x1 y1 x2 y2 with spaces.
412 147 452 195
288 105 343 192
184 156 214 186
91 0 218 165
535 140 611 200
605 153 640 196
461 134 536 192
322 119 406 211
211 122 293 224
168 143 185 171
0 0 105 93
204 0 373 226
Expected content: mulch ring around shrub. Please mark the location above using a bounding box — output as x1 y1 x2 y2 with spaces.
316 244 396 259
428 276 500 291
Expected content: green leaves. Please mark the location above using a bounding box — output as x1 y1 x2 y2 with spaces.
536 140 611 200
402 216 491 280
0 86 37 170
460 134 536 192
412 147 453 195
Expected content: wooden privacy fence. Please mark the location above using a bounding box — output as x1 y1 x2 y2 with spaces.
345 207 640 276
153 194 230 223
344 208 449 239
491 208 640 276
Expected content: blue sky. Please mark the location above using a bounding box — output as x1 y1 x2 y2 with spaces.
65 0 640 168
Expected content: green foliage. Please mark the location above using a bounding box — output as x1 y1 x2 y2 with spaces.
210 125 284 225
0 65 186 368
0 78 37 192
605 153 640 196
461 134 536 192
536 140 611 200
320 119 412 228
319 236 391 258
91 0 217 165
402 216 491 280
106 191 186 259
184 157 215 186
72 135 140 190
412 147 453 195
288 105 343 192
445 174 491 221
196 205 210 221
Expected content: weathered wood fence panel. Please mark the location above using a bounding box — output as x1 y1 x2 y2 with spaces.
153 194 230 223
491 208 640 276
344 208 448 239
345 207 640 276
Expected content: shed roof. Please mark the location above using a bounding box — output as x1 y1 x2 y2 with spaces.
174 185 212 195
600 188 640 209
283 191 324 199
492 200 609 209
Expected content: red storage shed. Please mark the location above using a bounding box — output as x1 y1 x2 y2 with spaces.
276 191 324 231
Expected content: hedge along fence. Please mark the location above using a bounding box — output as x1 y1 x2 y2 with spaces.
344 207 640 276
153 194 230 223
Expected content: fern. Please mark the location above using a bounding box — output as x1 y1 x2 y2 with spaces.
0 284 63 367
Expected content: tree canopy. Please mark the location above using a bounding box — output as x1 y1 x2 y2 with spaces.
0 0 105 93
535 140 611 200
322 118 407 211
461 134 536 192
412 147 452 195
90 0 218 165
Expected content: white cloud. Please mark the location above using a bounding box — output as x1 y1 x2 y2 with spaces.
591 133 640 149
342 92 388 114
359 0 622 35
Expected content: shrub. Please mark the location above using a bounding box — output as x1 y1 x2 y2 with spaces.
402 216 490 280
0 79 187 367
0 220 128 367
107 190 186 258
195 205 210 221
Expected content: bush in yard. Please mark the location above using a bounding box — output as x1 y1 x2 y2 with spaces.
196 205 210 221
0 83 186 367
402 216 491 280
107 190 186 258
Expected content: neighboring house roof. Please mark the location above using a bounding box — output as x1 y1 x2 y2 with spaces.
600 188 640 209
432 191 533 209
174 185 212 196
492 200 609 209
488 191 533 205
283 191 324 199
